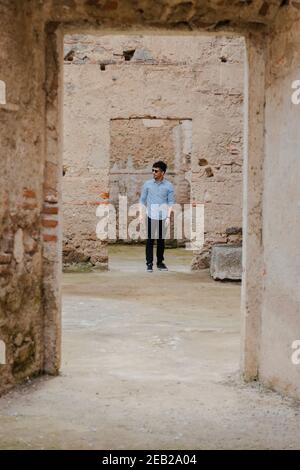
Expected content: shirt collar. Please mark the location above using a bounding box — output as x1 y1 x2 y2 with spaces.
154 178 165 185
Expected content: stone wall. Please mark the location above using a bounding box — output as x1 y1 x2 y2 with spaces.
0 1 47 393
258 10 300 399
63 34 244 267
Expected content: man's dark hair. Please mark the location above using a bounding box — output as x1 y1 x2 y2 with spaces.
153 161 167 173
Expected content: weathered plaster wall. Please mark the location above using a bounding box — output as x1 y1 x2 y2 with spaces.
63 34 244 266
258 11 300 399
240 31 266 381
0 2 47 394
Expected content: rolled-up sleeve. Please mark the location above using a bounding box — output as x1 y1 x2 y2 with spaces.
139 182 148 206
167 184 175 206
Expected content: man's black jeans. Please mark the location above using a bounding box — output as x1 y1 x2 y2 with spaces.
146 217 166 266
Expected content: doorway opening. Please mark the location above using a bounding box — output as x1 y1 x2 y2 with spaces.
58 31 248 447
62 33 245 275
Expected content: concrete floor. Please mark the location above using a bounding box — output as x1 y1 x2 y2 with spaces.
0 245 300 450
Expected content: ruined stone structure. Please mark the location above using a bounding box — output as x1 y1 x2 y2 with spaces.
63 34 244 267
0 1 299 401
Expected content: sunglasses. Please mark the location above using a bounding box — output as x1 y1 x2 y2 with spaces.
152 168 160 173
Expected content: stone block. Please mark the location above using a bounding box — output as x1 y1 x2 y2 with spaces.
132 48 153 62
210 244 242 281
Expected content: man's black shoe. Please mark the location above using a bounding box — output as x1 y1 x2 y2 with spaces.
157 262 168 271
146 264 153 272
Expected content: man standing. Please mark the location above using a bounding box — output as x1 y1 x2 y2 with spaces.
139 161 174 272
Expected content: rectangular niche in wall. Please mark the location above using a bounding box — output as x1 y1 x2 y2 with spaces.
109 117 192 244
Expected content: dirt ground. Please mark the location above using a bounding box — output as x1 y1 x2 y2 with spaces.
0 245 299 450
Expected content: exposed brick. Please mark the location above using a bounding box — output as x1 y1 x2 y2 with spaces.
23 188 36 199
43 206 59 214
99 191 110 199
43 234 57 242
69 200 109 206
90 201 109 206
42 219 58 228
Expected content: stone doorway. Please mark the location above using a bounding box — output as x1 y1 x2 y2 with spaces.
41 28 253 386
62 33 244 272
